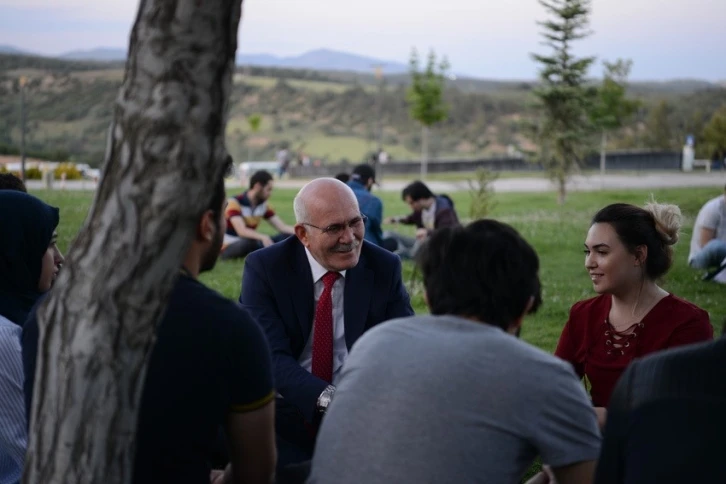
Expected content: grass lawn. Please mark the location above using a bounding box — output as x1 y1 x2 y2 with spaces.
29 184 724 482
33 185 725 353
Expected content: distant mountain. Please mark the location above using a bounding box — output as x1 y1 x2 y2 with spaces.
60 47 127 62
55 46 408 74
236 48 409 74
0 45 31 55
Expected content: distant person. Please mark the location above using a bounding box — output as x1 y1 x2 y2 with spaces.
23 169 277 484
0 173 27 192
239 178 413 471
688 184 726 283
596 335 726 484
221 170 294 260
346 164 396 251
309 220 601 484
384 180 460 258
0 191 62 484
333 173 350 184
277 148 290 179
556 202 713 428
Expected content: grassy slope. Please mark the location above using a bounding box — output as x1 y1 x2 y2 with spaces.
34 185 725 353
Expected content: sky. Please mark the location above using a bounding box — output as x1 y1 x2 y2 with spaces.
0 0 724 81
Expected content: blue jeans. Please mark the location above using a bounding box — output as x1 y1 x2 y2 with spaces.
690 239 726 269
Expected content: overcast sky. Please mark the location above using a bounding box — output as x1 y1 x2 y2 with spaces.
1 0 724 81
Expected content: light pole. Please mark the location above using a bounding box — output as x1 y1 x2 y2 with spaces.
19 76 27 181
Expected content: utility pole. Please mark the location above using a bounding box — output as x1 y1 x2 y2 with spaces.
19 76 27 181
370 64 385 181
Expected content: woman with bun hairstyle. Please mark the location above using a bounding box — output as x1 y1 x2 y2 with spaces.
555 202 712 424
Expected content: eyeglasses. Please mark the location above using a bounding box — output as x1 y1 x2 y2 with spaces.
302 215 368 237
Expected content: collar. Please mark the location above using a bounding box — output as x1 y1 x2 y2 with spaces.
304 247 347 283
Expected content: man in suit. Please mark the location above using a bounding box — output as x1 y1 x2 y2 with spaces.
239 177 414 469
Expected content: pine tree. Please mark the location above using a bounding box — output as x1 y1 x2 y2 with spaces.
529 0 596 203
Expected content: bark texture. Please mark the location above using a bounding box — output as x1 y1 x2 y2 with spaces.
24 1 243 482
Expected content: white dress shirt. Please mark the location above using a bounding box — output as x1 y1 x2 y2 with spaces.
298 248 348 385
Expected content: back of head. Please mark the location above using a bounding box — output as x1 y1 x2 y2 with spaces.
0 173 27 192
334 172 350 184
0 191 59 294
402 180 434 202
592 201 681 280
249 170 273 190
416 219 542 330
350 164 376 185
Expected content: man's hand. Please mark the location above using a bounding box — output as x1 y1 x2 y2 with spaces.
261 235 274 248
384 216 398 224
415 228 428 240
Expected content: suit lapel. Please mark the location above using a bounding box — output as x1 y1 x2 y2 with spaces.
289 242 315 343
344 254 373 349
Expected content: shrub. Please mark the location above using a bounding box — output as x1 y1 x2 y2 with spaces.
54 162 83 180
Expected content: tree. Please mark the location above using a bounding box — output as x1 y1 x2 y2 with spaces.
644 100 675 150
589 59 638 174
702 105 726 162
246 112 263 161
407 48 449 179
528 0 596 204
24 0 242 482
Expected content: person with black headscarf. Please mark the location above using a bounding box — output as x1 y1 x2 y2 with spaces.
0 190 62 484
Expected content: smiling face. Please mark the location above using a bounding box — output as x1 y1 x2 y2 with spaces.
295 180 364 272
584 222 644 295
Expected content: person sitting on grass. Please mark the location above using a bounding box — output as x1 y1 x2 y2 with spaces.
309 220 601 484
687 184 726 283
383 180 460 259
221 169 294 260
555 202 713 429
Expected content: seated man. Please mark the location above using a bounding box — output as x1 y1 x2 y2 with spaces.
221 169 294 260
23 170 277 484
596 335 726 484
688 184 726 282
309 220 601 484
383 180 460 258
346 164 396 251
239 178 414 470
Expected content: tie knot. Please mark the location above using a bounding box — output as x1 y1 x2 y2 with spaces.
321 271 339 288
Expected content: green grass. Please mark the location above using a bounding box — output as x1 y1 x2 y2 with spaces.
29 185 725 482
33 185 726 353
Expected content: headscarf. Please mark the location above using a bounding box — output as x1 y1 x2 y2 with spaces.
0 191 60 326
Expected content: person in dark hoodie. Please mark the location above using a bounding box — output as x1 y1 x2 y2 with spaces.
383 180 460 258
0 191 62 484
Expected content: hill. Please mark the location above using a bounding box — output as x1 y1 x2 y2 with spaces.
1 52 725 167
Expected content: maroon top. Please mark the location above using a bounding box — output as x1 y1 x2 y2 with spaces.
555 294 713 407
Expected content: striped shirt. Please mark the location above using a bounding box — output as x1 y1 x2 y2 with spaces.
0 315 26 484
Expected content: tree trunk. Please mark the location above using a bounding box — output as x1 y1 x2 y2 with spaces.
557 174 567 205
24 1 243 483
421 125 429 180
599 130 607 175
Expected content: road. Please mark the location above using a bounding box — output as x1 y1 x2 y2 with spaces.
26 171 726 193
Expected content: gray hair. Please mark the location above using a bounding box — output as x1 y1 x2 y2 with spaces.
293 191 309 223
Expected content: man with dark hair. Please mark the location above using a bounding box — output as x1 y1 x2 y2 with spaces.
346 164 395 251
309 220 601 484
0 173 27 192
23 165 277 484
221 169 294 260
596 335 726 484
383 179 460 258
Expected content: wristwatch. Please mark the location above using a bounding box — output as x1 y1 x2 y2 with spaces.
316 385 336 415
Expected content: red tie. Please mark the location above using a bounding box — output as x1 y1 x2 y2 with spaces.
311 271 339 383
